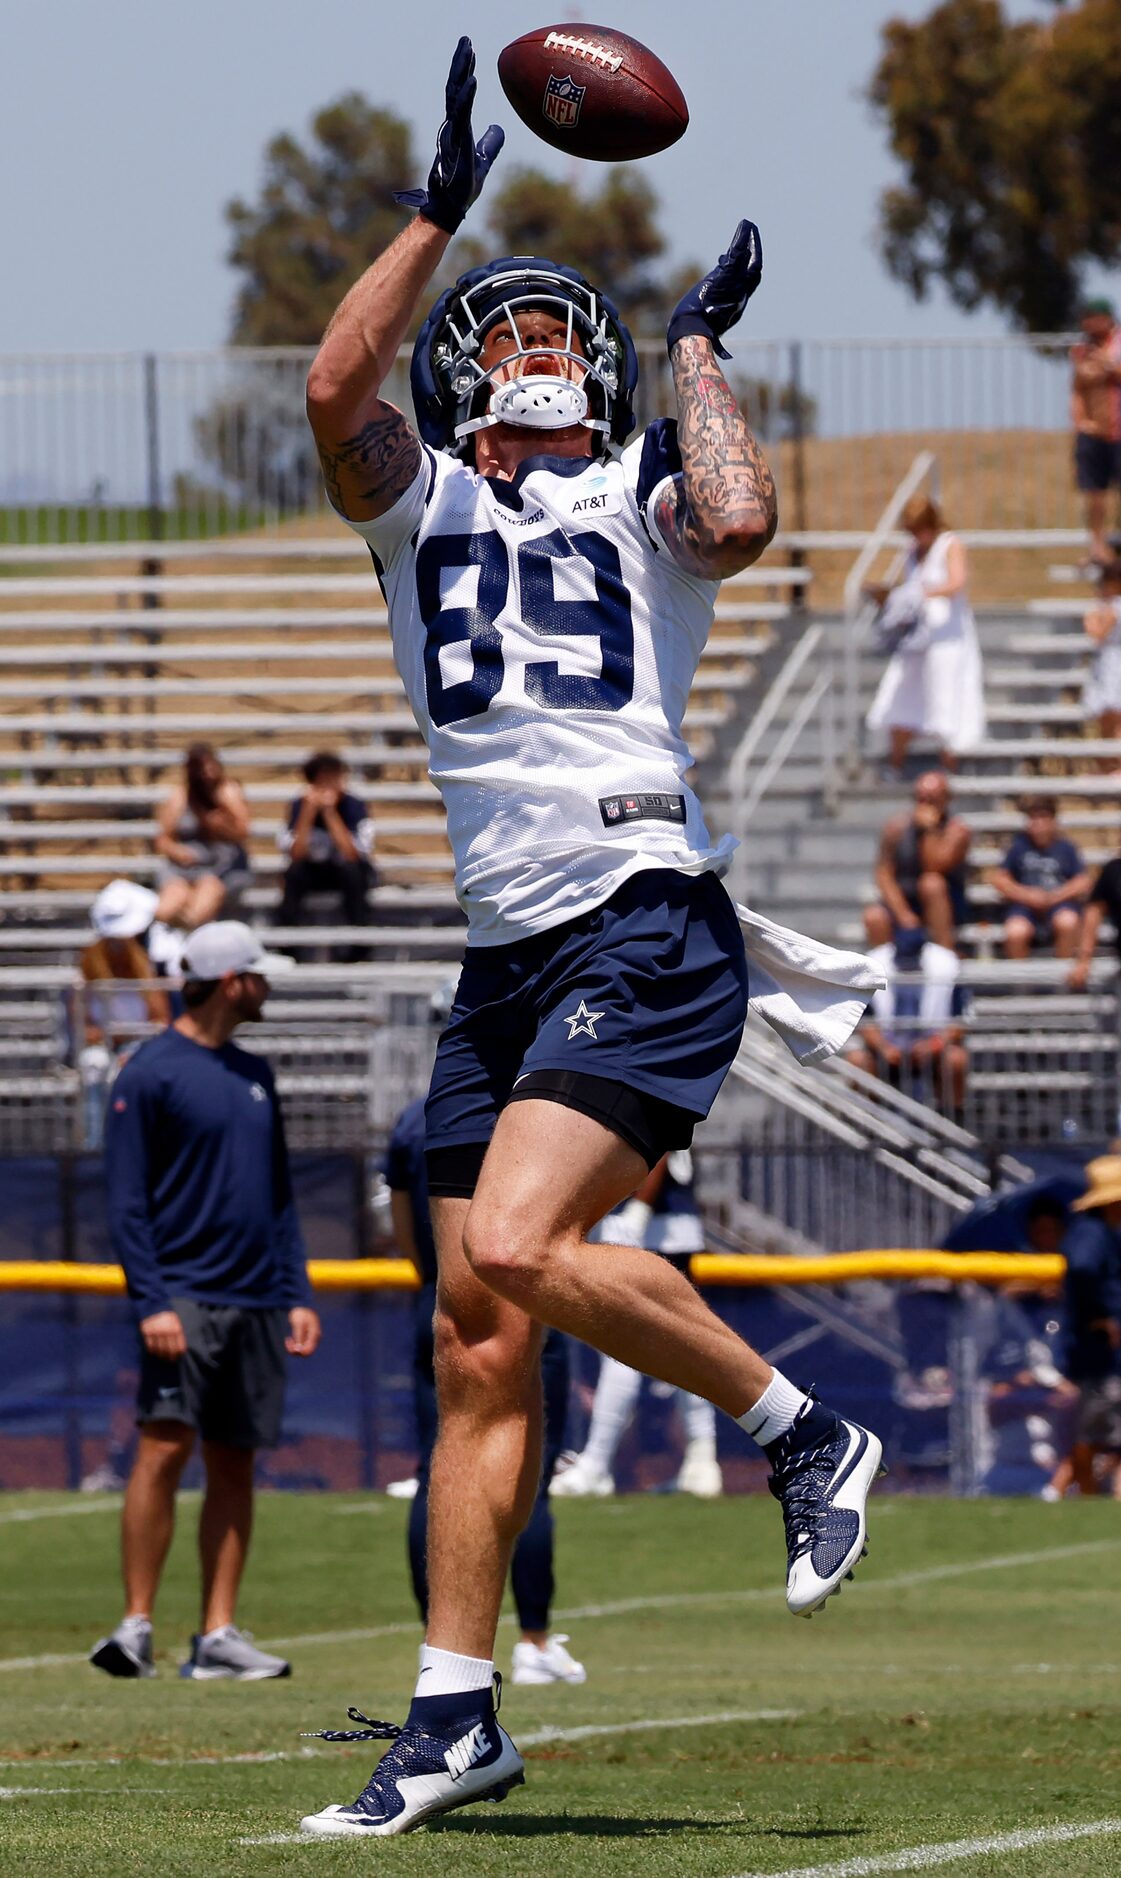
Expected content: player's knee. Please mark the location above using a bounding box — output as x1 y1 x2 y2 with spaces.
138 1422 194 1479
917 871 948 903
461 1207 552 1296
1052 907 1080 934
432 1298 535 1403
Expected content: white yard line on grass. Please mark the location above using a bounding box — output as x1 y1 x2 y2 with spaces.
729 1815 1121 1878
2 1536 1118 1678
0 1500 121 1526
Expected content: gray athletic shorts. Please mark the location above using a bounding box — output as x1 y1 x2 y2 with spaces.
136 1297 288 1449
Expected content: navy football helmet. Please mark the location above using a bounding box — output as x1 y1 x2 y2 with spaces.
411 256 638 460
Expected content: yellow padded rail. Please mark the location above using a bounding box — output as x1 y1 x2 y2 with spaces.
0 1252 1065 1294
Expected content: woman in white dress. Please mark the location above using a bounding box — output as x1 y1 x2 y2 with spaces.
866 495 987 777
1082 559 1121 767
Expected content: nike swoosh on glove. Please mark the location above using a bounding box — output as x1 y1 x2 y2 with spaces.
394 36 504 235
666 220 763 360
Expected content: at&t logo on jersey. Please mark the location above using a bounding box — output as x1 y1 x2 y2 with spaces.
542 73 585 129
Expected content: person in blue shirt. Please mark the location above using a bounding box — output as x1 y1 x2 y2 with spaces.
277 752 376 959
89 921 321 1683
1050 1157 1121 1498
992 798 1092 961
385 1093 584 1688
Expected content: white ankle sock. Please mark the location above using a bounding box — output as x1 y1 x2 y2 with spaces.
677 1390 717 1453
582 1356 643 1474
737 1370 810 1448
415 1644 494 1699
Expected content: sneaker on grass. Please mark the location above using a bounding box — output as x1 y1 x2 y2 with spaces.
89 1616 155 1679
511 1634 586 1685
179 1624 290 1680
548 1451 613 1498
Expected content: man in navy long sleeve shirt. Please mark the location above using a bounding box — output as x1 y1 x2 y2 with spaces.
90 921 321 1682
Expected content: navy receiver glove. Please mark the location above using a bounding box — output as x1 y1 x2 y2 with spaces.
394 37 504 235
666 219 763 360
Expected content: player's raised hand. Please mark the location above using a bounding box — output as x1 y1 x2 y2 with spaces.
394 37 505 235
666 220 763 360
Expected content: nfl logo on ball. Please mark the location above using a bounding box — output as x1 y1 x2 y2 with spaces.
542 73 585 129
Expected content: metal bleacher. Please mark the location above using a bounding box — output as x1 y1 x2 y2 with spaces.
0 540 809 963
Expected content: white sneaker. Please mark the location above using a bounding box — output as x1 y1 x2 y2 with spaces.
385 1477 419 1501
676 1447 723 1498
511 1635 586 1686
548 1452 614 1499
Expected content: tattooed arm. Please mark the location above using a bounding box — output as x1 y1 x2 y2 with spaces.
305 217 450 522
653 335 778 578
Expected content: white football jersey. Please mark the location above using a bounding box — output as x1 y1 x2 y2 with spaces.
345 423 735 945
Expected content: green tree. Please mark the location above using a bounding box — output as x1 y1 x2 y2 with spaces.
482 166 668 331
224 94 414 345
869 0 1121 330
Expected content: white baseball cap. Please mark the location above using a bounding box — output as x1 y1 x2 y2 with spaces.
178 920 294 981
90 879 159 940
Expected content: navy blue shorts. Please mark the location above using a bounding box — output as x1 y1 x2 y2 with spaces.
1075 432 1121 494
425 869 749 1178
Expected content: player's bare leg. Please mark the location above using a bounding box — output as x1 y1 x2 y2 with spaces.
198 1440 255 1633
460 1100 882 1621
425 1197 546 1658
464 1103 770 1412
90 1420 192 1677
121 1421 194 1618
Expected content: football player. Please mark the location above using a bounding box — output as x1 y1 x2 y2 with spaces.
300 37 881 1838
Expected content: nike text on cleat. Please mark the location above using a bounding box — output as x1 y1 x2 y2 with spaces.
299 1696 525 1838
511 1634 586 1686
766 1397 884 1618
179 1624 290 1680
89 1617 155 1679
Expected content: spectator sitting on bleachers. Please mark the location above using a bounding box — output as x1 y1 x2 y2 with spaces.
81 881 171 1052
276 751 375 955
1069 830 1121 989
1082 558 1121 766
847 915 967 1116
873 770 971 951
79 880 172 1148
991 797 1091 963
153 743 251 933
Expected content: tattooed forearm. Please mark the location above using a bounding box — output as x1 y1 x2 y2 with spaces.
658 334 777 577
314 404 422 519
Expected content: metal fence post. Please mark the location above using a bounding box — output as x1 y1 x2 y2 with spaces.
143 353 163 544
788 340 808 604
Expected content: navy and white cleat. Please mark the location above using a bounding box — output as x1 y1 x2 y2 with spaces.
766 1396 884 1618
299 1683 525 1838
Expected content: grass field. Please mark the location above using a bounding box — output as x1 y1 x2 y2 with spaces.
0 1491 1119 1877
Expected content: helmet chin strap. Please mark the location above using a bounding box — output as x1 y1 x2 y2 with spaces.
458 376 609 440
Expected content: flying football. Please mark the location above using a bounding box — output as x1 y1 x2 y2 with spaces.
497 23 689 163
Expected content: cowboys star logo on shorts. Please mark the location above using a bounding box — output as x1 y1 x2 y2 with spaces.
564 998 605 1041
542 73 586 130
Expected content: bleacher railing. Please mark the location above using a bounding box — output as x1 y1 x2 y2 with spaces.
0 334 1083 545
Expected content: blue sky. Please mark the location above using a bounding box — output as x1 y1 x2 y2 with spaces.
0 0 1070 353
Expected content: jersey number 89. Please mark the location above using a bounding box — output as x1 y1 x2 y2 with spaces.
417 527 634 728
